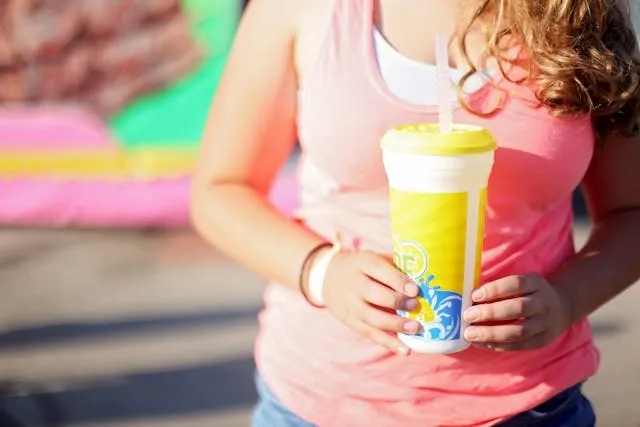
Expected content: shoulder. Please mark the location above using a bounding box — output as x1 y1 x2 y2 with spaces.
240 0 332 31
292 0 337 84
238 0 302 33
238 0 334 48
239 0 338 86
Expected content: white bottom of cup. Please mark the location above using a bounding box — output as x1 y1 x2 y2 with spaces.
398 333 470 354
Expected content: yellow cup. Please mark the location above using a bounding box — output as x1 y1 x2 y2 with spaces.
380 124 497 354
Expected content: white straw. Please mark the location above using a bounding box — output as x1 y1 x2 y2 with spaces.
435 34 453 133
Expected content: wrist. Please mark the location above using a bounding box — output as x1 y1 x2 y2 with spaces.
553 283 580 329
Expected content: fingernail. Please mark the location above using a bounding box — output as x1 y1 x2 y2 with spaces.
404 298 418 310
464 327 480 341
472 288 485 302
404 282 419 296
463 307 479 323
396 346 410 356
403 320 420 333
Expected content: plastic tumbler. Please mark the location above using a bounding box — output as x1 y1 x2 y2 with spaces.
381 123 496 354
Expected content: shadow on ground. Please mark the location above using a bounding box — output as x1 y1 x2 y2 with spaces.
1 358 258 427
0 308 261 426
0 308 258 350
0 304 261 426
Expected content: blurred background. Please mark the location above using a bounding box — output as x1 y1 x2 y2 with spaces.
0 1 638 426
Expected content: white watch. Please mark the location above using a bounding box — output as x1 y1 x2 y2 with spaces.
307 238 342 306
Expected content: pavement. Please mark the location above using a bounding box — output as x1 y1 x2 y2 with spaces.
0 221 639 427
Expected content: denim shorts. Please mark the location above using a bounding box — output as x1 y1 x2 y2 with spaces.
251 373 596 427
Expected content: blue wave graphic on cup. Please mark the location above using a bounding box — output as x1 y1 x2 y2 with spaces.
399 274 463 341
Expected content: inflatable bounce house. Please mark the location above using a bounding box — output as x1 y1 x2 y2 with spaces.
0 0 296 227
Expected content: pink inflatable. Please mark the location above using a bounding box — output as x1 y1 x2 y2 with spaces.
0 108 299 227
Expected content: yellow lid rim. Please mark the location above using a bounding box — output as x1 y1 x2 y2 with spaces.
380 123 497 156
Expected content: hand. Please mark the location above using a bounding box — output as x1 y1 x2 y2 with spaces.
462 274 572 351
320 250 421 355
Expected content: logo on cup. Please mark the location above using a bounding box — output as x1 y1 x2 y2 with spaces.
393 238 429 280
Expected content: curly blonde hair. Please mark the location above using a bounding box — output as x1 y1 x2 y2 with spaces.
458 0 640 141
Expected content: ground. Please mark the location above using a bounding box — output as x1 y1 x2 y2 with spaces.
0 223 638 426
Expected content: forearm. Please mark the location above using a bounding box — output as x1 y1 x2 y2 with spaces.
191 183 324 290
550 209 640 323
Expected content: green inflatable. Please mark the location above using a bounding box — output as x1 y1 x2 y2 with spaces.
109 0 240 149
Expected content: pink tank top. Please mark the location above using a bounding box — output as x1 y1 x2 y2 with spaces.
255 1 600 425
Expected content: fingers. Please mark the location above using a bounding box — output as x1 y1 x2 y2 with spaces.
472 275 540 303
350 290 420 356
464 316 547 344
326 251 422 356
463 296 545 323
356 322 412 356
360 252 419 297
359 302 421 334
358 277 418 311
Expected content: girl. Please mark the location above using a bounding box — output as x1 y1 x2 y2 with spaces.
192 0 640 425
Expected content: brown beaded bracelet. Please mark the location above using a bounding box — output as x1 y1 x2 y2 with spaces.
298 242 333 307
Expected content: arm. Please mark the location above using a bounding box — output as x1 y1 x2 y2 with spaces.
191 0 422 355
543 0 640 323
462 134 640 350
190 0 324 290
550 133 640 323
